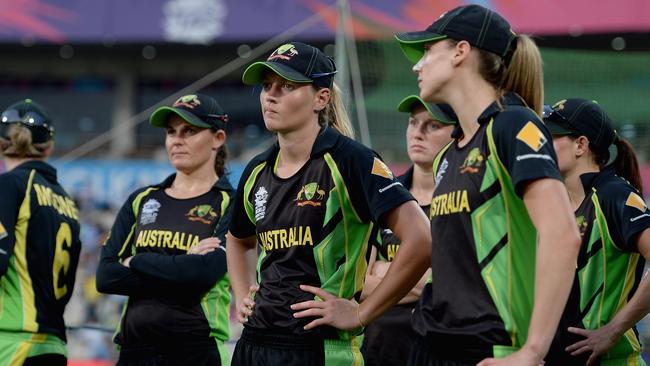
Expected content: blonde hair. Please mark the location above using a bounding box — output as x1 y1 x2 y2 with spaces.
318 82 355 139
476 35 544 115
0 124 52 158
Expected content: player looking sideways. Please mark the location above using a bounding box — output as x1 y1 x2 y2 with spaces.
544 99 650 366
96 93 233 366
227 41 431 366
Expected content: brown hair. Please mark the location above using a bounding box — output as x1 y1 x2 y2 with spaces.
0 124 52 158
213 143 227 178
476 35 544 115
317 82 355 138
594 138 643 195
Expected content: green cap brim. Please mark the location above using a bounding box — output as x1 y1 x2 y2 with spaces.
545 120 574 136
395 32 447 63
242 62 312 85
397 95 456 124
149 107 211 128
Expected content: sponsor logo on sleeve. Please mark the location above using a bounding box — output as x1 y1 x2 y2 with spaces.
371 157 394 179
626 192 648 212
516 121 548 152
0 221 7 240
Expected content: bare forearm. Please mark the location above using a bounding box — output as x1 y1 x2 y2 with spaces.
398 269 430 304
358 202 431 324
226 234 256 301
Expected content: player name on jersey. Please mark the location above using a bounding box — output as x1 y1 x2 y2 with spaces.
430 190 470 217
33 183 79 220
258 226 314 251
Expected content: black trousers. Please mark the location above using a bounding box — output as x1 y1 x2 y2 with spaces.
361 303 416 366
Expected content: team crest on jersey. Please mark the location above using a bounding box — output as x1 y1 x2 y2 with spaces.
268 44 299 61
295 182 326 207
0 220 7 240
575 215 589 238
435 158 448 188
371 157 393 179
254 186 269 221
140 199 161 225
460 148 484 174
626 192 648 212
516 121 547 152
186 204 218 224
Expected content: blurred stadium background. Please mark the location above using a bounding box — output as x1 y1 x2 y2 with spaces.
0 0 649 364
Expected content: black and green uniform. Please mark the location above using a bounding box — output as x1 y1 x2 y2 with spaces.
229 126 413 366
0 161 81 366
547 168 650 366
409 93 562 365
361 166 428 366
96 174 232 366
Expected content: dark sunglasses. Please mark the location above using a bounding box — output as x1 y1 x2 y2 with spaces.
1 109 55 136
206 113 229 124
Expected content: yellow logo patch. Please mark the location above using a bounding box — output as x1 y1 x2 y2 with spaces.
516 121 548 152
371 158 393 179
626 192 648 212
0 221 7 240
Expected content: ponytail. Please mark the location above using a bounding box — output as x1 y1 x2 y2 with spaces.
0 124 51 158
318 82 355 139
597 138 643 195
477 35 544 115
213 143 228 178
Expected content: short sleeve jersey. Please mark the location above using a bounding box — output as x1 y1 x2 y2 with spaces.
411 93 562 361
0 161 81 342
229 127 413 339
549 169 650 364
373 167 430 262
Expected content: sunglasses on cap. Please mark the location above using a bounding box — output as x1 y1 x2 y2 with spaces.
545 108 582 137
1 109 55 136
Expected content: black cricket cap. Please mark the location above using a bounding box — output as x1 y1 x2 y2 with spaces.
0 99 54 143
150 93 228 130
395 4 517 63
242 42 337 89
544 98 617 153
397 95 457 125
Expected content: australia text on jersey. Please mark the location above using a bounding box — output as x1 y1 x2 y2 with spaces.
258 226 314 251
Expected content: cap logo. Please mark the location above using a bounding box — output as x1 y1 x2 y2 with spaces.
174 95 201 109
268 44 299 61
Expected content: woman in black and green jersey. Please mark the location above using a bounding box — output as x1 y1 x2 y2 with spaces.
543 99 650 366
296 4 583 366
360 96 456 366
227 42 432 365
96 94 233 366
0 99 81 366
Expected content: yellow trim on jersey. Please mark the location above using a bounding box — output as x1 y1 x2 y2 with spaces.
14 170 38 332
